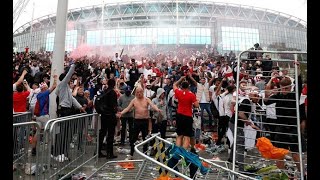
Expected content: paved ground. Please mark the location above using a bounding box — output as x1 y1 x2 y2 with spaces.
13 120 307 180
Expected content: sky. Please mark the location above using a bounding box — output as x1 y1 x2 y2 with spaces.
13 0 307 31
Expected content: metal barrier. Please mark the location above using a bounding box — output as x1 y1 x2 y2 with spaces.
38 113 89 177
13 122 41 180
128 134 256 180
13 112 32 123
37 113 99 180
231 50 307 179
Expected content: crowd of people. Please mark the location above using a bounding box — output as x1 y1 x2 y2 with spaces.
12 44 307 177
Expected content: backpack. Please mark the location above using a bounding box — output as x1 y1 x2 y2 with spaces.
94 89 112 114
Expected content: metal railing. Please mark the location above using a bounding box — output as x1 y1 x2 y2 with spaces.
232 50 307 179
13 112 32 123
13 122 41 180
135 134 256 180
43 113 99 179
13 113 100 179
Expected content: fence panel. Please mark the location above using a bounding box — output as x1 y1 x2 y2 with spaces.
231 50 307 179
33 113 99 180
13 112 32 123
13 122 41 180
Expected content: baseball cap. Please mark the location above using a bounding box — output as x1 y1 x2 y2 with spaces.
125 86 132 92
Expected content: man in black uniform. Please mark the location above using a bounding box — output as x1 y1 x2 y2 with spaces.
264 64 306 173
98 79 118 159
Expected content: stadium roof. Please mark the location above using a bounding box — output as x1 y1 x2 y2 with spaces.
14 0 307 35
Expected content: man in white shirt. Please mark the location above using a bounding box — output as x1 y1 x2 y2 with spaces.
144 82 155 99
124 63 131 84
28 83 41 117
141 63 153 79
215 85 235 148
188 74 214 129
113 53 123 67
30 61 40 77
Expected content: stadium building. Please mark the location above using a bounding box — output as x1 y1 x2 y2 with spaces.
13 0 307 54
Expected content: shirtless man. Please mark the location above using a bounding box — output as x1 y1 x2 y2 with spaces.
118 87 161 160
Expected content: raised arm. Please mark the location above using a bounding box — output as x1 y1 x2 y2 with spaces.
208 75 216 87
14 70 28 87
49 74 58 93
187 73 197 86
173 76 186 91
23 80 31 91
215 77 226 95
61 64 76 85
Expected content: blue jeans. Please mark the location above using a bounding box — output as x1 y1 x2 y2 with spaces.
200 103 213 127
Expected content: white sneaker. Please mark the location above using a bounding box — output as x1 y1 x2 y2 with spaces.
70 143 75 149
171 132 177 137
54 155 64 163
211 156 221 161
125 155 133 160
61 154 69 161
285 155 292 160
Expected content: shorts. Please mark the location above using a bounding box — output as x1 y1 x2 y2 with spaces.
36 115 50 129
176 113 193 137
274 126 306 152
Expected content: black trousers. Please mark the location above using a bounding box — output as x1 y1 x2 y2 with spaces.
120 117 134 144
149 119 167 148
52 107 75 157
216 116 230 146
99 114 117 156
265 118 277 141
130 119 148 156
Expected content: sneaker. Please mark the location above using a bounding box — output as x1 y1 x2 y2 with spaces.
54 155 64 162
171 132 177 137
285 155 293 160
61 154 69 161
125 155 133 160
210 156 221 161
70 143 75 149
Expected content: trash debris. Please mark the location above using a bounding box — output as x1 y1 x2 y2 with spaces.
72 172 87 180
116 147 130 154
117 162 135 169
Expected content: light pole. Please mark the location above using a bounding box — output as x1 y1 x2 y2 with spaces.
29 1 35 51
100 0 104 55
49 0 69 119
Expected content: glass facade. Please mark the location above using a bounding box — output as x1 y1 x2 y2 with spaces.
221 27 259 52
13 30 49 52
85 27 211 46
45 30 78 51
216 20 307 54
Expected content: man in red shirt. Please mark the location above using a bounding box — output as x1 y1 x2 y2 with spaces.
13 82 30 112
25 46 29 53
173 76 199 149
